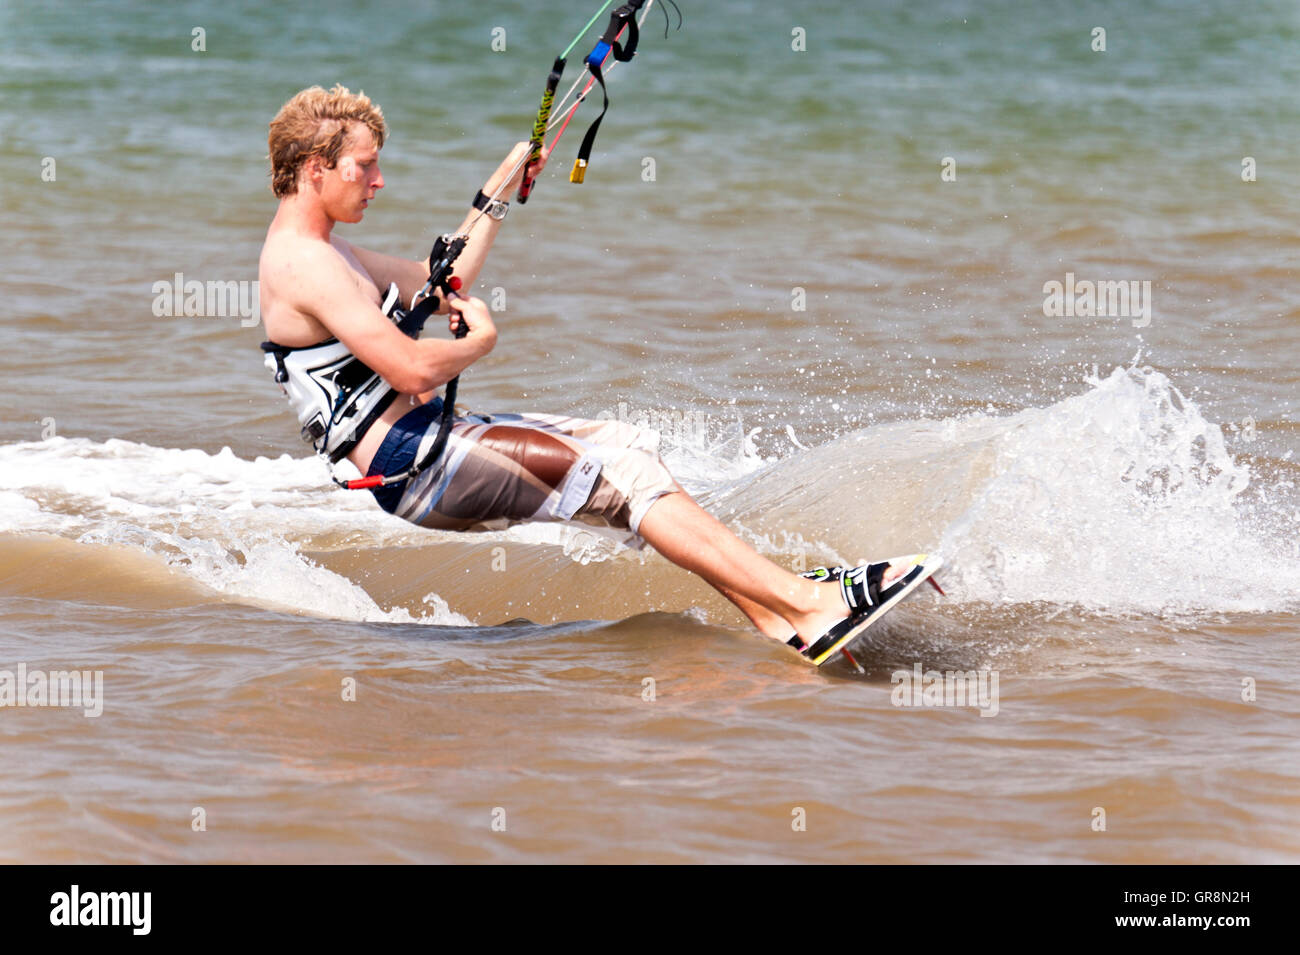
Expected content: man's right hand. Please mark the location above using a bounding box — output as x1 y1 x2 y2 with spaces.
448 295 497 354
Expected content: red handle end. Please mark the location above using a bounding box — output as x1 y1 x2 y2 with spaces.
346 475 385 490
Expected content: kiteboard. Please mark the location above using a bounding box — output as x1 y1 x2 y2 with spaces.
802 553 944 670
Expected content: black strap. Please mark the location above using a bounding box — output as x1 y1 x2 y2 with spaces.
397 295 437 338
861 563 886 607
259 341 290 382
392 234 472 481
574 3 644 174
329 391 399 463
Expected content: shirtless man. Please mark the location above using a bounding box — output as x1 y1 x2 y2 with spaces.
257 84 915 664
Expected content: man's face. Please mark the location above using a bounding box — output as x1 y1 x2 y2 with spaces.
318 124 384 223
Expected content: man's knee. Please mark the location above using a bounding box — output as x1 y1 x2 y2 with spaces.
581 446 677 532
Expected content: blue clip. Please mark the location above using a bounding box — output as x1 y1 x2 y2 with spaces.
586 41 611 67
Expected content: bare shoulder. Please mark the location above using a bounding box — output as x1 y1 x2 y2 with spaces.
259 230 378 345
259 228 348 293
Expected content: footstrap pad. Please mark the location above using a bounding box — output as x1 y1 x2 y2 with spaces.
840 562 888 612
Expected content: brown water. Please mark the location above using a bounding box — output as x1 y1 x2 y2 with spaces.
2 0 1298 863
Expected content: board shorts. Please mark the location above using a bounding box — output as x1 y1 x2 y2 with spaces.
364 399 680 540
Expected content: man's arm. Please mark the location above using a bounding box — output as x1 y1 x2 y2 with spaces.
273 242 496 394
339 204 505 314
334 237 431 309
344 142 546 312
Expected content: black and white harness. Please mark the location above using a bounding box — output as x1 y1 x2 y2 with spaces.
259 283 434 464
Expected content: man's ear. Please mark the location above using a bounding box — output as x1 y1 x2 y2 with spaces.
301 154 325 190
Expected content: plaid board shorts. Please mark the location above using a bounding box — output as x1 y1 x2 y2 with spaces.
364 399 680 538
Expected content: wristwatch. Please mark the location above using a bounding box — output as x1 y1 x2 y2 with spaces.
472 189 509 221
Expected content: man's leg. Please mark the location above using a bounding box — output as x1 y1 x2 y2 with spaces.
636 490 854 645
713 585 797 641
391 412 890 646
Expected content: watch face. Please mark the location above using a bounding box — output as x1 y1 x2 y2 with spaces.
487 200 508 220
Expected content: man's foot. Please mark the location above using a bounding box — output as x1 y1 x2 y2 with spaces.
773 566 843 645
785 560 914 653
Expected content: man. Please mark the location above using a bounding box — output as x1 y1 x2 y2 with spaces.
257 84 915 664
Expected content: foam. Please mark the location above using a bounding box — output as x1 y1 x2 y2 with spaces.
937 363 1300 614
3 363 1296 620
0 437 466 624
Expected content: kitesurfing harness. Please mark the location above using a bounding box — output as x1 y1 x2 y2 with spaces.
260 233 468 489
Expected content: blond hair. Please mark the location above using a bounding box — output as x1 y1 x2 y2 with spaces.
268 84 387 197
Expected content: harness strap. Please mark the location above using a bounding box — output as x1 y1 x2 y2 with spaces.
337 244 470 490
260 284 413 463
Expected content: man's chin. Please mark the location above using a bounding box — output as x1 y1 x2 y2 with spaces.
325 200 368 224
